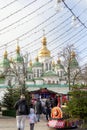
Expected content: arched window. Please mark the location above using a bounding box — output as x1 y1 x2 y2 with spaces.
57 81 58 84
49 63 51 70
48 80 51 84
53 81 55 84
46 63 48 70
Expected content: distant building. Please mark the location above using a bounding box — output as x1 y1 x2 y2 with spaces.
0 34 80 99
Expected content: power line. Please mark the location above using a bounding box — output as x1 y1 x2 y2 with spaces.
0 5 53 35
0 0 18 10
0 0 37 23
62 0 87 29
0 13 57 48
0 0 87 67
0 0 52 32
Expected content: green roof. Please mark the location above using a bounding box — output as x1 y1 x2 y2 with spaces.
32 61 42 67
26 84 68 88
0 58 10 68
70 58 78 68
27 67 33 73
0 85 8 88
0 78 5 84
43 70 57 77
14 53 23 63
0 83 68 89
55 63 64 69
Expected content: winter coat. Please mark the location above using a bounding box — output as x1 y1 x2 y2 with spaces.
28 108 37 124
35 100 42 114
14 99 29 116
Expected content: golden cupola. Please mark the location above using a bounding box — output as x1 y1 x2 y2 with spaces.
52 60 55 67
38 35 50 57
4 50 8 58
10 57 13 63
35 56 39 62
29 59 32 67
16 44 20 54
71 51 76 58
57 57 61 64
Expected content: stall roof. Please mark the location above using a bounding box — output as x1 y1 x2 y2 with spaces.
30 88 59 94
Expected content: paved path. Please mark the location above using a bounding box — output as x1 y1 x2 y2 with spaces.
0 114 53 130
0 114 85 130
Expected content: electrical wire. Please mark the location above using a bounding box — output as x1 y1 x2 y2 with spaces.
0 0 52 32
62 0 87 29
0 0 86 68
0 0 18 10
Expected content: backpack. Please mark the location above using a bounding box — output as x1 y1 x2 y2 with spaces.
18 103 26 113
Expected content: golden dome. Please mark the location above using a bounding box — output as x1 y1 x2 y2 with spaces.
41 36 47 45
35 56 39 62
29 60 32 67
52 60 55 67
38 46 50 57
38 36 50 57
71 51 76 57
10 57 13 63
57 57 61 64
4 50 8 58
16 44 20 53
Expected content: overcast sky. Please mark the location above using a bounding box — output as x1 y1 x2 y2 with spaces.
0 0 87 67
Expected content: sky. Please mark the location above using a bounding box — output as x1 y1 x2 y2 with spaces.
0 0 87 68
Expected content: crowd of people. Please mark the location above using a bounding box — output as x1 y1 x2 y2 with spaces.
14 94 59 130
31 95 60 122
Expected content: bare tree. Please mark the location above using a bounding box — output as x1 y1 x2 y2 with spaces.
1 53 28 94
59 44 80 90
80 64 87 85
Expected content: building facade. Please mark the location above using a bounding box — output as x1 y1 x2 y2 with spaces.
0 35 80 100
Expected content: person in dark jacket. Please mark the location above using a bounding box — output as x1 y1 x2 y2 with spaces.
45 97 51 121
35 98 42 122
14 94 29 130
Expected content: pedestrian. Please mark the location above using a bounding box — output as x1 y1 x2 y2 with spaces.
14 94 29 130
28 108 37 130
35 98 42 122
40 97 46 115
45 97 51 121
53 95 58 107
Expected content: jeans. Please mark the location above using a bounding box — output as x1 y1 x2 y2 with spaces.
36 114 40 121
16 115 26 130
46 108 51 120
30 123 34 130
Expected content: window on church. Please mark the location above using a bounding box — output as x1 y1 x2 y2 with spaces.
37 69 39 77
34 74 36 77
48 80 51 84
46 63 48 71
57 72 59 77
40 69 42 76
60 71 63 77
49 64 51 70
53 81 55 84
29 75 32 79
57 81 58 84
18 66 20 72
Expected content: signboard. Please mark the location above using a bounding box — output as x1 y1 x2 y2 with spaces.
47 120 65 128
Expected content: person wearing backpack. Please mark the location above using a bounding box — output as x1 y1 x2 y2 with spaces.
14 94 29 130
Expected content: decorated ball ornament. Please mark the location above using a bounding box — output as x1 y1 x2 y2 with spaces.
51 106 63 119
